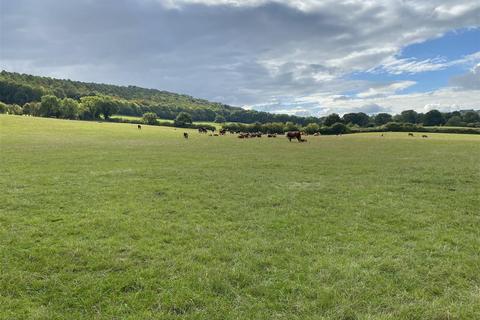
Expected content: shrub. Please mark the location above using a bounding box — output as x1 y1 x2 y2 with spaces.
0 101 7 113
445 116 465 127
174 112 193 127
303 123 320 135
330 122 348 135
142 112 159 125
383 122 403 131
285 121 299 132
8 104 23 115
23 102 40 116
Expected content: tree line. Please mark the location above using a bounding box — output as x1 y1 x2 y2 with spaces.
0 95 125 120
0 70 312 124
320 109 480 128
1 70 479 129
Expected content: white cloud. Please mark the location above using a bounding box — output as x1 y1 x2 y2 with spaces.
1 0 480 113
356 81 416 98
373 51 480 75
450 63 480 90
276 88 480 116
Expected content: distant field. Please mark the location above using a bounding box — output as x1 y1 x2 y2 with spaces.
1 115 480 319
111 115 146 121
110 115 226 129
425 125 480 131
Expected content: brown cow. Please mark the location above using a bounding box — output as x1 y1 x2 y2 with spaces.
408 133 414 137
137 125 142 130
286 131 302 142
183 132 189 139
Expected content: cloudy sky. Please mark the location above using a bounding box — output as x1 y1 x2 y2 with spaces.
1 0 479 116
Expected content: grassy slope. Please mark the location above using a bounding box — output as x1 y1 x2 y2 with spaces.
0 71 235 112
1 115 480 319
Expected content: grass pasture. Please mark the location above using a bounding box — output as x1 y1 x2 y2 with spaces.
1 115 480 319
110 115 225 129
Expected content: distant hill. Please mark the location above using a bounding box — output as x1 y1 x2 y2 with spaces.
0 70 313 124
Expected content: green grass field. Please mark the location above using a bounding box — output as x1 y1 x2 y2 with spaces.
110 115 225 129
1 115 480 319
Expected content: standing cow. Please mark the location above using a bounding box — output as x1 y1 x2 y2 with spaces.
286 131 302 142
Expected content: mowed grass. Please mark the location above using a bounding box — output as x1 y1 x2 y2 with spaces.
1 115 480 320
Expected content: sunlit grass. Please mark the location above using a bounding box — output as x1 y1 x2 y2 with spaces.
1 115 480 319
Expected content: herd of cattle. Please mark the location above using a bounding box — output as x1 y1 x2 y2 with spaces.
195 127 312 142
136 124 428 140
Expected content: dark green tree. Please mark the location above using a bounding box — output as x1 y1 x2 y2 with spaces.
375 113 393 126
39 95 61 117
445 116 464 127
324 113 342 126
400 110 418 123
463 111 480 123
79 96 101 119
423 109 444 126
330 122 348 135
142 112 158 125
174 112 193 127
60 98 79 119
342 112 369 127
97 96 119 120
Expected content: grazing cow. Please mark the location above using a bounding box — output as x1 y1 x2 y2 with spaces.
137 125 142 130
422 135 428 138
408 133 414 137
238 133 251 139
219 129 227 135
183 132 189 139
313 132 320 136
198 127 207 134
286 131 302 142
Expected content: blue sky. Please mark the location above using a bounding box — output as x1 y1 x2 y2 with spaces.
1 0 479 115
350 28 480 95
